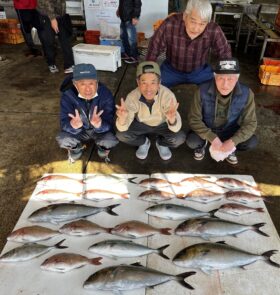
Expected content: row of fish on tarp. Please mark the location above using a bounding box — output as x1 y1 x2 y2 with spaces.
0 174 279 294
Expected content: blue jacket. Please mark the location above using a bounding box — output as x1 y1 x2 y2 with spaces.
200 80 249 131
60 82 115 135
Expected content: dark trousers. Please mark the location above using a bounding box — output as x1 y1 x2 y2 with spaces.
15 9 42 50
120 21 138 58
38 14 74 69
186 130 258 151
116 120 186 148
160 61 213 88
56 130 119 151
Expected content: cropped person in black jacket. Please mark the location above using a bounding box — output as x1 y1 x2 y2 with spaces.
116 0 142 64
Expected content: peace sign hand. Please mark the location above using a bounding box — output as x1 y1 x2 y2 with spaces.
90 106 104 128
116 98 128 125
165 98 179 125
68 109 83 129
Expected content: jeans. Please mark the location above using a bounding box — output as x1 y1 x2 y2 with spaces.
116 120 186 148
56 130 119 151
38 14 74 69
160 61 213 88
120 21 138 58
16 9 42 50
186 130 258 151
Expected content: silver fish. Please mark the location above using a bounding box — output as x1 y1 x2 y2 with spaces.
216 177 261 195
225 190 264 204
88 239 169 259
175 218 269 240
41 253 102 273
110 220 171 239
0 239 67 262
217 203 265 216
184 189 225 203
137 190 181 202
145 203 216 220
172 241 280 274
59 219 111 236
83 264 195 292
7 225 60 243
83 189 129 201
28 203 120 224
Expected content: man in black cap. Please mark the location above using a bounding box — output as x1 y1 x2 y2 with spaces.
186 57 257 165
56 63 119 163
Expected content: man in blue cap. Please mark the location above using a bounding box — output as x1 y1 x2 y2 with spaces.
56 63 119 163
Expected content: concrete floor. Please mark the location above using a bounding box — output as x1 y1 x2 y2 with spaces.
0 42 279 253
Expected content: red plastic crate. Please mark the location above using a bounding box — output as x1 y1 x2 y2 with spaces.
84 30 100 45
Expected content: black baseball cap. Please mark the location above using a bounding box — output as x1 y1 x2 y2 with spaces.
214 58 240 74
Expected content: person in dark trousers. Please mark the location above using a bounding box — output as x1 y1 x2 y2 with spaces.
13 0 42 56
146 0 231 87
36 0 74 74
116 0 142 64
56 64 119 163
186 57 258 165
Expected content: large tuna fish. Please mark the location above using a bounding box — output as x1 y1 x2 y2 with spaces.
28 203 120 224
88 239 169 259
145 203 216 220
0 239 67 262
172 241 280 274
41 253 102 272
175 218 269 240
83 264 195 292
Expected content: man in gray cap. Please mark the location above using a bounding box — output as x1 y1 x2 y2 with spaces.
56 63 119 163
186 57 257 165
116 61 185 160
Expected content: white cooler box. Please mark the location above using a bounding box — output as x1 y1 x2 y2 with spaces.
73 43 121 72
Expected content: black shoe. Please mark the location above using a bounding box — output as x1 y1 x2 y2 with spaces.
226 152 238 165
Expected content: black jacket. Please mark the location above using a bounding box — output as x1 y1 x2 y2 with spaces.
118 0 142 22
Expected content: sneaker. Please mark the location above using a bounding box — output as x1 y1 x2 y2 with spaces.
48 65 59 73
67 145 84 163
136 137 151 160
97 146 110 159
194 140 208 161
64 65 74 74
124 57 138 64
156 141 172 160
226 152 238 165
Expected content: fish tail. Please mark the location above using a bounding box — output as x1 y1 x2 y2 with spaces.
209 208 219 217
160 228 172 235
176 271 196 290
127 177 138 184
106 204 120 216
262 250 280 268
89 257 102 265
256 207 265 213
121 193 130 199
156 244 170 260
253 223 269 237
55 239 68 249
105 227 113 233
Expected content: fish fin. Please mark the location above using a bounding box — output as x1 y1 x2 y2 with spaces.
127 177 138 184
253 223 269 237
216 241 227 245
106 204 120 216
121 193 130 199
209 208 219 217
130 262 143 267
89 257 102 265
160 228 172 235
54 239 68 249
156 244 170 260
177 271 196 290
262 250 280 268
256 208 265 213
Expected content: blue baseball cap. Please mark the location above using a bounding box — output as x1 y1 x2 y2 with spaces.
73 63 97 81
